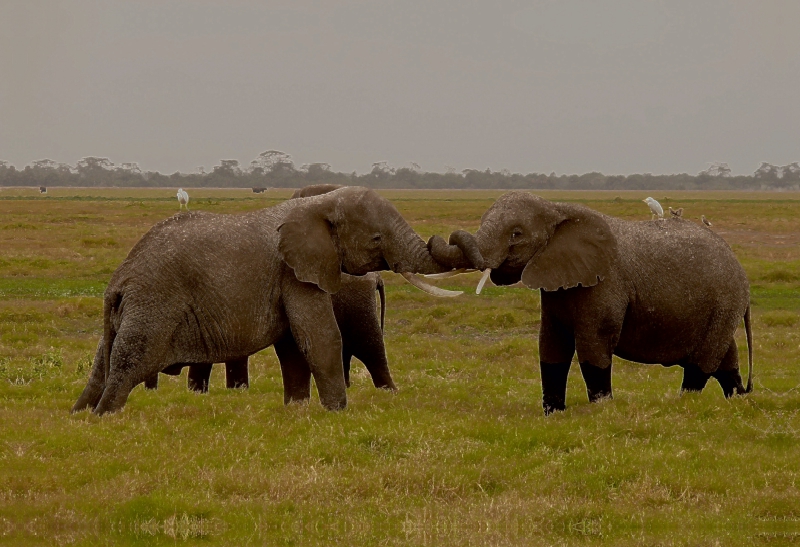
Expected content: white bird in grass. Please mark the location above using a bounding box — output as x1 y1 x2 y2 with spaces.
643 197 663 220
177 188 189 211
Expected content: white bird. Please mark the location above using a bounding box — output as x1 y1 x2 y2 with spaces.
177 188 189 211
643 197 663 220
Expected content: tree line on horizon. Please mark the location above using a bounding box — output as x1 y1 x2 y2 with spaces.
2 151 799 191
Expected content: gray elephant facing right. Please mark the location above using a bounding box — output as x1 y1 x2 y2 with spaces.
431 192 753 414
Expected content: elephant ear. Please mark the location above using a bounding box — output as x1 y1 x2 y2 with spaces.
522 204 617 292
278 200 342 293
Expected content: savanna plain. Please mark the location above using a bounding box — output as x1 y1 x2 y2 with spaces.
1 187 799 546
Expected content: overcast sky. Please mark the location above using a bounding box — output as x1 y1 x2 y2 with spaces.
1 1 799 175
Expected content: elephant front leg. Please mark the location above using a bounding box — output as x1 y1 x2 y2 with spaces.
225 358 249 389
539 315 576 415
275 334 312 404
187 364 213 393
579 362 612 403
282 279 347 410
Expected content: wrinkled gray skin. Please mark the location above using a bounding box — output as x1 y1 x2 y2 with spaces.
142 272 391 392
73 186 451 415
142 183 393 394
431 192 753 414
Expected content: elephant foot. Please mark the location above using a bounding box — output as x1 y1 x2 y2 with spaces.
712 368 746 398
579 361 612 403
225 358 249 389
187 364 213 393
681 364 711 393
143 374 159 390
540 361 571 415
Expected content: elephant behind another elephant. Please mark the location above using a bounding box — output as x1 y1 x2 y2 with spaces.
143 272 391 393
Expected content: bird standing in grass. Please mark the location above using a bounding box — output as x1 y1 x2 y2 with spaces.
177 188 189 211
669 207 683 218
701 215 712 227
643 197 663 220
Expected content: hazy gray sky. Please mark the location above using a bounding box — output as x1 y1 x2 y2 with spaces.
1 1 799 175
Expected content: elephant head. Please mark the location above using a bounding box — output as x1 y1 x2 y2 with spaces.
278 186 460 295
430 191 618 292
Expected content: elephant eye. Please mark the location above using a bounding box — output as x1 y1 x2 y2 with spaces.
510 229 523 240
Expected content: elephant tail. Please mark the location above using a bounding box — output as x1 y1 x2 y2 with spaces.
744 303 753 393
376 275 385 333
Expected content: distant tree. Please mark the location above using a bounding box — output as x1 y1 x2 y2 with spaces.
754 162 780 180
700 162 732 177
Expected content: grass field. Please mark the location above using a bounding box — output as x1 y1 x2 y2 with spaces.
1 187 799 545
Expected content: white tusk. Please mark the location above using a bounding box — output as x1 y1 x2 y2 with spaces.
423 268 476 279
401 272 463 297
476 268 492 295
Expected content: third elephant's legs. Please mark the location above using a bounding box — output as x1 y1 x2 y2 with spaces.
187 364 213 393
275 333 312 404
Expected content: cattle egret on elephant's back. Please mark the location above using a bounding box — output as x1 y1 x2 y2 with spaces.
177 188 189 210
643 197 663 220
702 215 712 227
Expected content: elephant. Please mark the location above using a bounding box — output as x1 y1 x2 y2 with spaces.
142 183 392 394
142 272 391 393
72 186 460 415
429 191 753 414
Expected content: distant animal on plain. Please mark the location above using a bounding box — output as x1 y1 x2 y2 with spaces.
643 197 663 220
252 187 267 193
39 186 47 194
176 188 189 210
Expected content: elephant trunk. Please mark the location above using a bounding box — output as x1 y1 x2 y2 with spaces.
387 217 464 297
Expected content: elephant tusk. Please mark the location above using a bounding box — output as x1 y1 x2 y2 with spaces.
423 268 476 279
401 272 463 297
476 268 492 295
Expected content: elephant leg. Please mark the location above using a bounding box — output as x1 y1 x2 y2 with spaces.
282 279 347 410
225 358 249 389
349 333 396 391
712 341 746 398
342 350 352 388
93 324 168 415
274 333 312 404
579 361 612 403
72 337 107 413
681 363 710 393
540 362 571 415
144 373 159 390
539 314 576 415
187 364 213 393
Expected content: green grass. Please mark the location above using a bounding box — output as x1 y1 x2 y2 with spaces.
1 188 799 545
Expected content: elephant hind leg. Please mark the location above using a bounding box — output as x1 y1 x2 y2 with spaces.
72 338 107 413
93 325 170 415
342 351 352 388
579 361 612 403
712 340 746 398
681 363 711 393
